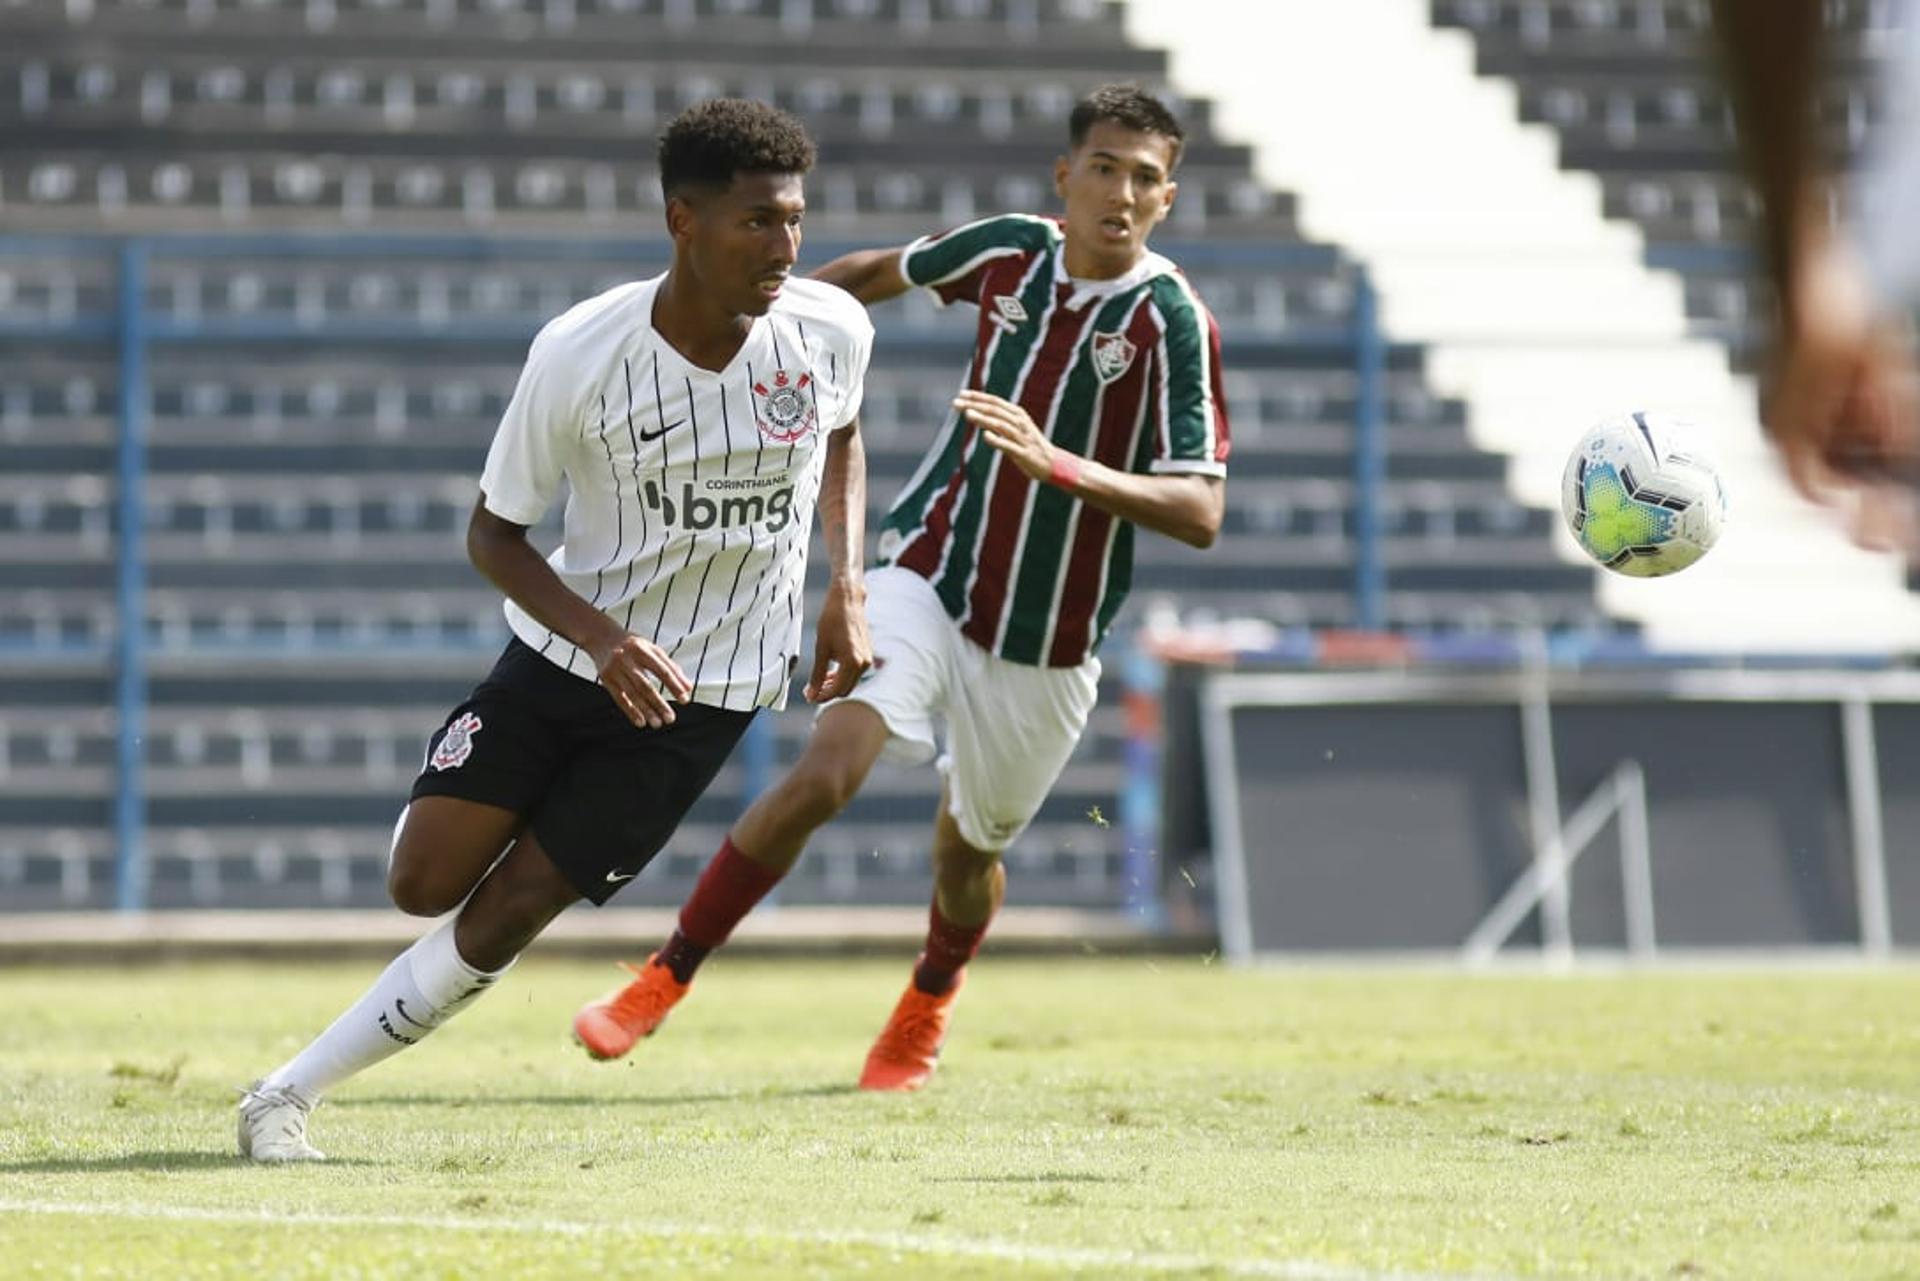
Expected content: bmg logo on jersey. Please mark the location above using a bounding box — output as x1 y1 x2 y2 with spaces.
645 475 795 533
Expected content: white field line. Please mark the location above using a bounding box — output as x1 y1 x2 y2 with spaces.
0 1196 1510 1281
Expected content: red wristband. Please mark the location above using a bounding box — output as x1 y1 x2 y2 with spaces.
1048 448 1082 490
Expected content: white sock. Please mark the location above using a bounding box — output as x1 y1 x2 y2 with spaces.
262 919 509 1102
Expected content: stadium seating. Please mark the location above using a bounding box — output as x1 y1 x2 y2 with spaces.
0 0 1616 910
1431 0 1898 368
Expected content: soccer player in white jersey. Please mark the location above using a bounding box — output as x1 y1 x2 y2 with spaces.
236 99 875 1160
1711 1 1920 543
571 85 1228 1091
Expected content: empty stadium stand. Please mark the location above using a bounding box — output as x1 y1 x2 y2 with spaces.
0 0 1617 911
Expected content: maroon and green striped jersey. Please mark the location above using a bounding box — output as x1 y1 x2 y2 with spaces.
876 213 1231 667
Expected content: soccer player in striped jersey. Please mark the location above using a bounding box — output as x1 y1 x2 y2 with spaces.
237 99 874 1160
573 85 1228 1091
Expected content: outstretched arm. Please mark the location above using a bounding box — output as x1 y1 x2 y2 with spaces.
812 248 913 306
466 498 692 728
1710 0 1826 296
1711 0 1918 530
953 391 1224 548
804 422 873 704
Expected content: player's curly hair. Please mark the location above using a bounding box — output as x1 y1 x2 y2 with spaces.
657 99 817 200
1068 84 1186 167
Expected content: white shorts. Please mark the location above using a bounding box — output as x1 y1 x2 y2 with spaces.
832 566 1101 851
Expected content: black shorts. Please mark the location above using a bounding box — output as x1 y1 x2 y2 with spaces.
410 637 755 905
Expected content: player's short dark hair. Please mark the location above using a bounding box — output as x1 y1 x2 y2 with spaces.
657 99 816 200
1068 84 1186 167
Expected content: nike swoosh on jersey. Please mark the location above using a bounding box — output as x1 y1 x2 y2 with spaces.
638 419 685 442
604 869 637 884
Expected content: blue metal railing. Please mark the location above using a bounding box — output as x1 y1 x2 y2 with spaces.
1118 644 1165 926
112 242 150 913
0 232 1391 914
1351 268 1387 631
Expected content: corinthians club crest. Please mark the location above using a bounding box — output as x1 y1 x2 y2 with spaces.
1090 331 1137 385
429 712 482 772
752 369 817 443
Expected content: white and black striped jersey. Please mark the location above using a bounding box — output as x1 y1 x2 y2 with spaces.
478 274 874 711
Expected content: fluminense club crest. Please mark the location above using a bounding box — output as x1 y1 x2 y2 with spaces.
429 712 482 772
1090 332 1137 384
752 368 817 443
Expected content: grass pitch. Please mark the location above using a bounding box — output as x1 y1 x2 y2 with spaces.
2 955 1918 1279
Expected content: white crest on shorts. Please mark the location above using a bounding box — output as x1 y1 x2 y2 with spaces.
430 712 482 772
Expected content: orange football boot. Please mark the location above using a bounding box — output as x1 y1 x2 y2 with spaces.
572 955 690 1060
858 970 966 1091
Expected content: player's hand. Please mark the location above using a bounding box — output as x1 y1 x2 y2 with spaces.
1768 233 1920 550
805 579 871 704
587 626 692 729
955 391 1056 481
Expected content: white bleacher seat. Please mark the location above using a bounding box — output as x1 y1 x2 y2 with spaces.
52 830 93 905
1402 482 1455 544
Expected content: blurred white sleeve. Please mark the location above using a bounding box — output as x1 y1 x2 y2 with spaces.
1855 6 1920 310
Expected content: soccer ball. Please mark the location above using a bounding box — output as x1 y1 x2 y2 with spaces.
1561 412 1727 577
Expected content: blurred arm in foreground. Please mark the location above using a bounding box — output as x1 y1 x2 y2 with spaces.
1711 0 1920 547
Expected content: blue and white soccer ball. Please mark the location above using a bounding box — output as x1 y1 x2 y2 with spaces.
1561 412 1728 577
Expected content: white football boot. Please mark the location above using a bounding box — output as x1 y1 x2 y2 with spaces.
237 1080 325 1162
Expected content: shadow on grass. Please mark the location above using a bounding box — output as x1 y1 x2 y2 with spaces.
332 1082 860 1108
0 1150 377 1174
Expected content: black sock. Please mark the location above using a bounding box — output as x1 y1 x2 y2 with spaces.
911 956 959 996
653 930 711 985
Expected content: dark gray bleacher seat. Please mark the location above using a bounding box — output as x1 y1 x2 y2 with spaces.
0 150 1292 238
0 0 1285 235
4 0 1144 56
